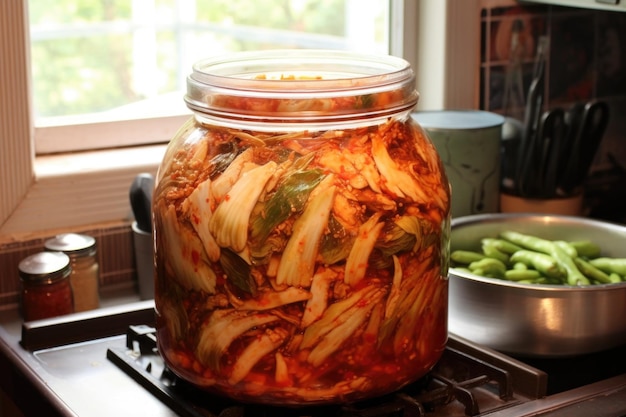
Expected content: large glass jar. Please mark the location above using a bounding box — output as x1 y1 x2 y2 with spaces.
153 50 450 405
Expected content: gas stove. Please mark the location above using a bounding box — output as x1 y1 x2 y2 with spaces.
10 302 626 417
106 325 545 417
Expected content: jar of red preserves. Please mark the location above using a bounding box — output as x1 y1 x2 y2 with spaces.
19 251 74 321
153 50 450 405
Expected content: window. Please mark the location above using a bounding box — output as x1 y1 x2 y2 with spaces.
30 0 391 154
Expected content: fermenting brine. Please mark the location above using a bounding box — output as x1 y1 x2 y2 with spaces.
153 50 451 405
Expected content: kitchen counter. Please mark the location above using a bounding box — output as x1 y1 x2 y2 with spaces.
2 291 626 417
0 293 177 417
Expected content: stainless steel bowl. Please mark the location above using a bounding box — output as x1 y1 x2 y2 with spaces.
448 213 626 357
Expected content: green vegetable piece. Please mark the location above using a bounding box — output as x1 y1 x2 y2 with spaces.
451 267 472 274
609 272 623 283
471 268 485 276
512 262 528 270
554 241 578 258
509 250 562 279
501 231 589 286
504 269 541 281
208 142 240 179
588 258 626 276
482 237 523 254
219 248 256 295
451 250 486 265
468 258 506 278
376 216 421 258
250 168 325 243
550 243 590 286
569 240 601 258
481 239 510 264
319 216 354 265
500 231 553 254
573 257 612 284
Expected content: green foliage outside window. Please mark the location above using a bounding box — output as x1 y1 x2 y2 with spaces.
29 0 380 119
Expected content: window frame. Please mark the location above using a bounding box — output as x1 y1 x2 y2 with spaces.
0 0 483 240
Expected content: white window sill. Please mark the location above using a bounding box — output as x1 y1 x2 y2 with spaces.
0 145 167 243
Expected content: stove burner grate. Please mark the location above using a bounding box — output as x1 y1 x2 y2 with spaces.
106 325 541 417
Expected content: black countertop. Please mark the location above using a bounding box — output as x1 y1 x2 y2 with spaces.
2 292 626 417
0 294 179 417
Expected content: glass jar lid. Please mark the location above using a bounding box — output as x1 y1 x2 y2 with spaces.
19 251 71 284
184 49 418 125
44 233 96 258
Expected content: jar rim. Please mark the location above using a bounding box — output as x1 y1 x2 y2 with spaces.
184 49 418 123
189 49 412 91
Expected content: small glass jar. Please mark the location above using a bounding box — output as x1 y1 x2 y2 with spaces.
19 251 74 321
153 50 451 405
44 233 100 312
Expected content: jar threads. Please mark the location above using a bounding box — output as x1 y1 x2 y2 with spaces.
19 251 74 321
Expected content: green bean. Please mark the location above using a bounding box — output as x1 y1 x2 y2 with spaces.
504 269 541 281
499 231 553 254
569 240 601 258
456 230 623 286
515 276 551 284
512 262 527 270
554 241 577 258
573 257 611 284
472 268 485 276
550 244 590 286
501 231 589 285
450 250 485 265
481 239 510 264
468 258 506 278
509 250 562 279
588 258 626 276
481 238 523 254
